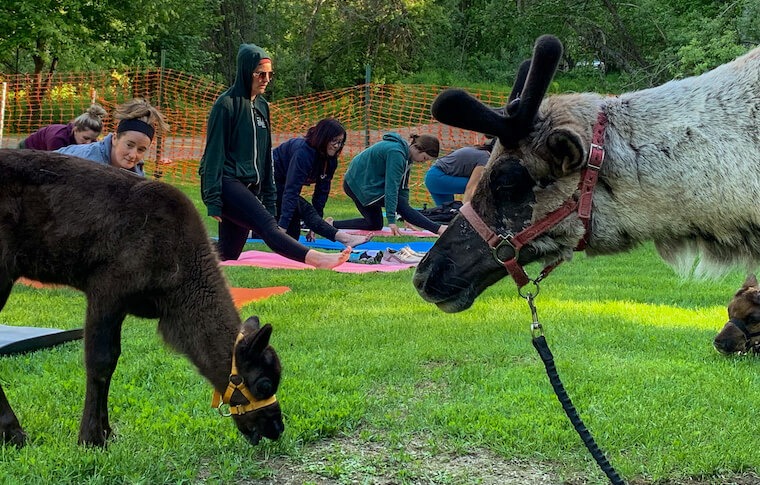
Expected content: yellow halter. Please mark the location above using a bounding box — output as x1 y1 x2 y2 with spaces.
211 332 277 416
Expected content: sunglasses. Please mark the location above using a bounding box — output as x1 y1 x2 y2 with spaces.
253 71 275 82
329 138 345 148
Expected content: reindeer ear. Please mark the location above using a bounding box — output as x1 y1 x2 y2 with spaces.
242 315 262 331
545 129 585 175
239 322 273 357
743 274 758 290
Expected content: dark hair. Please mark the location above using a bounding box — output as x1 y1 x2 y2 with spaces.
474 138 496 152
305 118 347 157
409 134 440 158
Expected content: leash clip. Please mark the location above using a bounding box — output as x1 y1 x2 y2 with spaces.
520 285 544 338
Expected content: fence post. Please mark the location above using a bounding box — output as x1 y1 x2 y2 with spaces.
0 82 6 148
364 64 371 148
154 49 166 178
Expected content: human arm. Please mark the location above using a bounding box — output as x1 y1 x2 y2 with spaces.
382 150 408 225
278 148 313 228
311 158 336 218
199 103 229 217
463 165 486 203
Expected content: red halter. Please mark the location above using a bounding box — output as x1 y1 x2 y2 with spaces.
459 111 608 288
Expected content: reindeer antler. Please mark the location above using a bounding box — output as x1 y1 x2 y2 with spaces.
431 35 563 147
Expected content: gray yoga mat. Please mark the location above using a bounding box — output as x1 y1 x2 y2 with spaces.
0 325 83 356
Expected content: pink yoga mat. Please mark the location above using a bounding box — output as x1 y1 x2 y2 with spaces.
344 227 437 237
220 250 417 273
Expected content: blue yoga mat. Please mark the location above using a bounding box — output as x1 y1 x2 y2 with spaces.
246 236 434 253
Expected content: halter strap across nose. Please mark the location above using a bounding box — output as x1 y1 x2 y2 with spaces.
729 318 760 341
458 110 608 288
211 332 277 416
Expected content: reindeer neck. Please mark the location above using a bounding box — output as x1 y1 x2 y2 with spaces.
159 271 241 394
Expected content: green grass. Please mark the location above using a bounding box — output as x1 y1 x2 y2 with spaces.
0 182 756 484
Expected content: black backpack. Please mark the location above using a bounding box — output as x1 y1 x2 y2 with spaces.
418 200 463 223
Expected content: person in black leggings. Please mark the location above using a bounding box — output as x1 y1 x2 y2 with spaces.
332 132 448 236
199 43 349 268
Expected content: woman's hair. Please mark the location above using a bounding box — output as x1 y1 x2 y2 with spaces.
113 98 170 135
409 134 440 158
305 118 346 157
72 104 107 134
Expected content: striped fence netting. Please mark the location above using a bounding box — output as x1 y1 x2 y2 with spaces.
0 69 512 205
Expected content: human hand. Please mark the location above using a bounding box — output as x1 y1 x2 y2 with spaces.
389 223 402 236
306 230 316 242
212 216 222 222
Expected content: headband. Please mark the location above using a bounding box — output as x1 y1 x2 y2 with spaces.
117 118 155 141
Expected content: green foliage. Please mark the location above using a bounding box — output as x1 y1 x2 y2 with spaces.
1 0 758 105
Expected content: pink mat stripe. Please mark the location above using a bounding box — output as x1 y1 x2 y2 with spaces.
219 250 416 273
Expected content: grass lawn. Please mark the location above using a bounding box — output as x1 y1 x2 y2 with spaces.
0 181 757 484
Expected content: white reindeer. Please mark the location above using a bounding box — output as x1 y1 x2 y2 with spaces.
414 34 760 313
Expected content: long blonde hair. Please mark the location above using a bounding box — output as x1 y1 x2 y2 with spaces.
113 98 170 134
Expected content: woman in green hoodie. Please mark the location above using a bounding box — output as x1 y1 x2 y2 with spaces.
199 43 350 269
332 133 448 236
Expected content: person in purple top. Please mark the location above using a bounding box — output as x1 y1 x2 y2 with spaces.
19 104 107 150
273 118 370 248
56 98 168 177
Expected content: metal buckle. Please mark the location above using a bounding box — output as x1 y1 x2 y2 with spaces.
587 143 605 169
492 234 518 265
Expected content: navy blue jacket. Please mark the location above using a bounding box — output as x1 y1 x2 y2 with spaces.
273 137 337 229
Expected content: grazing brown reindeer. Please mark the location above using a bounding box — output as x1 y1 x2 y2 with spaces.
0 149 284 447
714 274 760 355
414 34 760 312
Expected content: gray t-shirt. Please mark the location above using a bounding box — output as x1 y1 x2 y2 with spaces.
432 146 490 177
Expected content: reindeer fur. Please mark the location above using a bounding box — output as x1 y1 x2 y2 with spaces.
415 35 760 312
0 149 283 446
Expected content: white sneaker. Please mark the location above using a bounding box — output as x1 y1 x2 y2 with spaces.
402 245 427 258
382 247 423 264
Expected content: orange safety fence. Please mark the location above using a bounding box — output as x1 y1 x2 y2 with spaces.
0 68 512 205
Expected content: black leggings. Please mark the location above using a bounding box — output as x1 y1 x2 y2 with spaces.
332 181 441 234
217 177 310 262
275 194 339 241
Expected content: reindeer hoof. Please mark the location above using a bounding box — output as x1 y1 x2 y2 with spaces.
2 427 27 447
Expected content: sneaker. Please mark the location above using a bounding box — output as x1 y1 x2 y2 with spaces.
349 250 383 264
401 245 427 258
382 247 423 264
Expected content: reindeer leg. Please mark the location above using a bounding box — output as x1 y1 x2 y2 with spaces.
78 302 125 447
0 278 26 447
0 385 26 447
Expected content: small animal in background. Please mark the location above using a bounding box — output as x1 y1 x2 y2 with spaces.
0 149 284 447
713 274 760 355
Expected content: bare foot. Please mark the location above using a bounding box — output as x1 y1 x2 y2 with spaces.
304 248 351 269
335 231 373 248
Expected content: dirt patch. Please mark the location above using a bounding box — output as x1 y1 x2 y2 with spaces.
240 432 760 485
242 433 578 484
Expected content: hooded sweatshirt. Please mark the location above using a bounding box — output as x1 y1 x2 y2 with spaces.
342 132 411 225
199 43 275 217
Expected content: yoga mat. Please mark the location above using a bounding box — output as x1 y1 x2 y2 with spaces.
245 236 434 253
229 286 291 308
220 250 417 272
0 325 83 356
344 227 437 237
7 281 288 354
